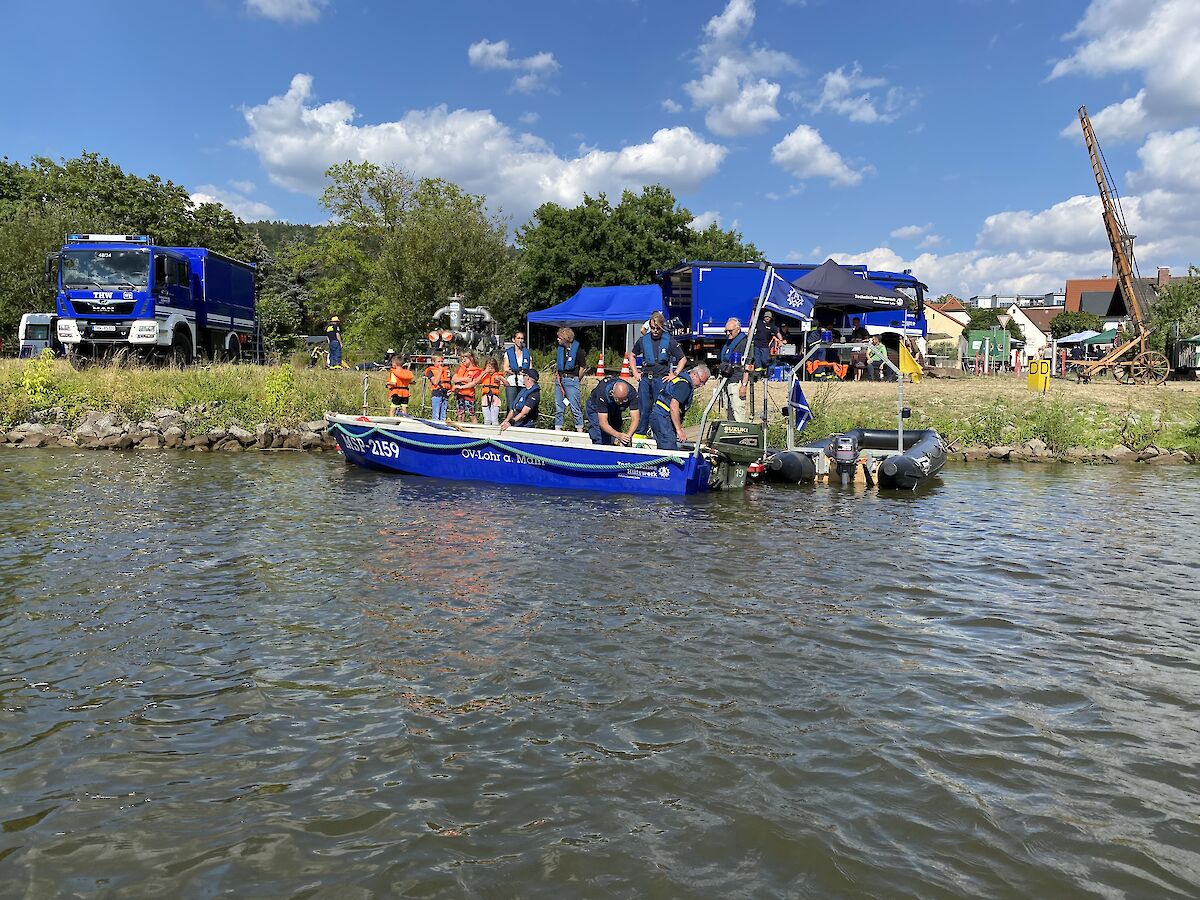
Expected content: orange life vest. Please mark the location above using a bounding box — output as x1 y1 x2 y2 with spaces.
479 371 503 400
425 364 451 393
454 364 481 398
387 366 414 400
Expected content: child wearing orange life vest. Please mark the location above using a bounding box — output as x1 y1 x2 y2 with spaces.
425 352 452 422
477 357 504 426
452 352 483 423
386 354 414 416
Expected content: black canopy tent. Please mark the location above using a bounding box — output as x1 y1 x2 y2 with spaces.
789 258 912 310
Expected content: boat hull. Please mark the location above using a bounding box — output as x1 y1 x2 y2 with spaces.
328 416 712 496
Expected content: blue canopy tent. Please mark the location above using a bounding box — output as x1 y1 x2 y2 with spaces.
526 284 666 353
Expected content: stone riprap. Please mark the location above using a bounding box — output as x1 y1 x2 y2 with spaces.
1 407 338 452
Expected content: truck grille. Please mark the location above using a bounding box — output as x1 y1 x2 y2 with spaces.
73 300 136 315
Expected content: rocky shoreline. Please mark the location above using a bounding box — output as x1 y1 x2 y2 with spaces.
1 406 338 452
1 408 1195 464
950 437 1193 465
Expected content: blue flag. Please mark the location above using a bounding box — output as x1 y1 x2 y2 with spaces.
790 380 812 431
762 272 815 322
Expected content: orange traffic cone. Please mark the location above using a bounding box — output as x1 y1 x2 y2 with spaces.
619 354 633 379
596 357 605 377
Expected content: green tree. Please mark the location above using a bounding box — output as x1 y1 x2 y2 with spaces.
967 307 1023 339
1050 309 1104 339
1148 266 1200 350
301 162 519 357
516 185 760 314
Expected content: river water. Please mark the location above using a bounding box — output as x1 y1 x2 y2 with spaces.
1 450 1198 898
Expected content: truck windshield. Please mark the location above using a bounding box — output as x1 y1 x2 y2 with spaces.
61 249 150 288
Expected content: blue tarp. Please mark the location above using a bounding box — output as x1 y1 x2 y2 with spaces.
527 285 664 326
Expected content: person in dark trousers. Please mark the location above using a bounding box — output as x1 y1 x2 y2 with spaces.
585 376 640 445
503 331 531 413
500 369 541 430
635 311 687 435
752 311 780 372
325 316 343 367
850 317 870 341
649 365 711 450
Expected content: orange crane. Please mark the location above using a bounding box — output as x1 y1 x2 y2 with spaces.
1070 105 1170 385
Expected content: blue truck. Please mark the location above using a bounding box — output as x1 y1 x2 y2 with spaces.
48 234 258 363
657 260 928 357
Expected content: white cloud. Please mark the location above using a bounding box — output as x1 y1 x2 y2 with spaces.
690 210 720 230
681 0 797 137
890 223 932 240
704 0 754 45
245 0 326 23
190 185 276 220
814 63 916 124
229 179 257 194
1052 0 1200 139
770 125 870 187
1131 127 1200 193
918 234 943 249
662 98 683 114
241 74 727 222
978 194 1109 253
518 112 539 125
468 39 559 93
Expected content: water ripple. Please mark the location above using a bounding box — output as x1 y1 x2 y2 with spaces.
1 451 1198 896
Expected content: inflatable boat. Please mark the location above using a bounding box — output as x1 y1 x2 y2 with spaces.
764 428 946 490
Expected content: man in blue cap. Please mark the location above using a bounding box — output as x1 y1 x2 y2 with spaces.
585 376 640 445
500 369 541 431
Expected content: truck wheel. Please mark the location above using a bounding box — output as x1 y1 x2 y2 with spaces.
67 352 89 371
169 331 192 367
224 335 242 364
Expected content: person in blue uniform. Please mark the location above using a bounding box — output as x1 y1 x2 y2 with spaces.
553 327 585 431
635 311 687 434
500 369 541 431
325 316 343 367
717 317 750 422
585 376 640 445
649 364 711 450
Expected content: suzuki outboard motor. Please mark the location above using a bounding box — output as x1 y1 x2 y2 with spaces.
705 421 766 490
828 433 860 487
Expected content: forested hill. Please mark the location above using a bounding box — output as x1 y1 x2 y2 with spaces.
244 220 321 251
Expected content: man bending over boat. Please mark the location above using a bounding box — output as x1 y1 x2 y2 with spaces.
585 376 640 445
649 365 710 450
499 369 541 431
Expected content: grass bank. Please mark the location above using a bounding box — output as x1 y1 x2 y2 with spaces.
759 375 1200 456
2 358 1198 456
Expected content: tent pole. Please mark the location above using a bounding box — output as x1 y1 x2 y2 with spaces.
601 321 606 371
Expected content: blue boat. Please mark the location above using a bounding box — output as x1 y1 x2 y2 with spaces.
326 414 717 496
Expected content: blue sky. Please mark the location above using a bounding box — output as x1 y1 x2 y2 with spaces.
3 0 1198 298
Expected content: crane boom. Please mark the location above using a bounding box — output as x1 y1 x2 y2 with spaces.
1078 105 1146 330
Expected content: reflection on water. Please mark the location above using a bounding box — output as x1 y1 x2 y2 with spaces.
1 450 1198 897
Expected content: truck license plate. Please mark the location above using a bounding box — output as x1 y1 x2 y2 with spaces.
93 325 116 332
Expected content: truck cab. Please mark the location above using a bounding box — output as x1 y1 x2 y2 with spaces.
18 313 62 358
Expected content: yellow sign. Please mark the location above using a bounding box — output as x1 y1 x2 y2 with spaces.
1027 358 1051 393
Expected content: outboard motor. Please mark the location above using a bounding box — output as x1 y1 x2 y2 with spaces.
828 433 860 487
705 421 766 490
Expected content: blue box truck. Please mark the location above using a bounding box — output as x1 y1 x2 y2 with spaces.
48 234 258 364
657 260 928 357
